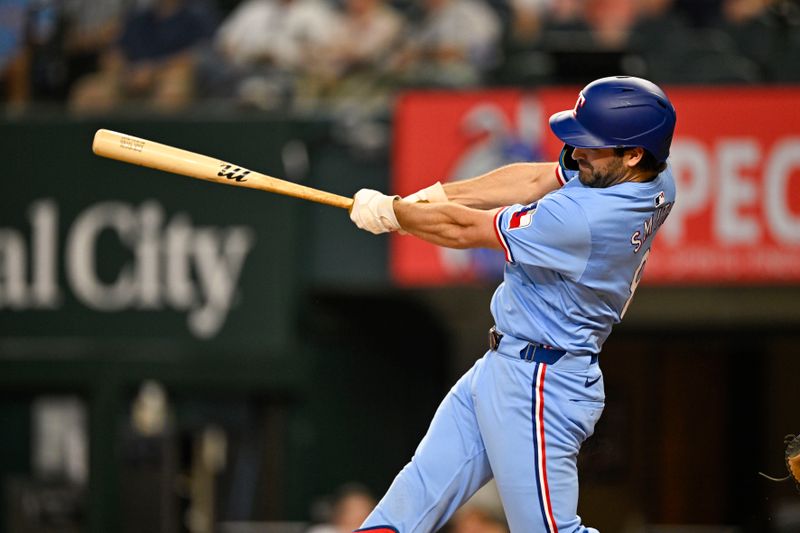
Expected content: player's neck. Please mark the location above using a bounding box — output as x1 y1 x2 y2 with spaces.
628 170 659 184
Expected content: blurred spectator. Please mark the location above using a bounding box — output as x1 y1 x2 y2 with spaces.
26 0 68 100
635 0 689 31
506 0 607 47
583 0 639 49
306 482 376 533
630 0 692 81
718 0 800 81
723 0 769 23
61 0 131 93
448 506 508 533
204 0 341 109
629 0 760 84
215 0 338 71
296 0 405 111
630 0 766 83
446 481 508 533
495 0 584 85
329 0 404 75
511 0 642 85
0 0 30 109
387 0 502 87
2 0 126 105
506 0 549 47
544 0 586 28
719 0 774 77
69 0 217 113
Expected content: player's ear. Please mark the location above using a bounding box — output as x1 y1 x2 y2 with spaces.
624 147 645 168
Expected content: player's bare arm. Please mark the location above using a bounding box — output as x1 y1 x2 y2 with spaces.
393 200 502 250
348 188 503 247
442 162 563 209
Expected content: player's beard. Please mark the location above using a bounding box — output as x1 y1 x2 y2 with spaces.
578 157 628 188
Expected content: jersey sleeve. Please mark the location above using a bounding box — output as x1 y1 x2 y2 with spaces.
493 194 592 281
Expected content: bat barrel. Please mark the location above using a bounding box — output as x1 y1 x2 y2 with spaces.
93 129 231 181
92 129 354 210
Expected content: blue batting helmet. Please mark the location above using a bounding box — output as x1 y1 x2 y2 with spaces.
549 76 677 163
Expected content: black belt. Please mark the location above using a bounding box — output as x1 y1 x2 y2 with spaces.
489 326 597 365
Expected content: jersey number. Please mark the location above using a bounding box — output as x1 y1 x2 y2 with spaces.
621 249 650 318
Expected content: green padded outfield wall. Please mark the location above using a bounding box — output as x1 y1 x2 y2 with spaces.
0 118 313 533
1 119 304 351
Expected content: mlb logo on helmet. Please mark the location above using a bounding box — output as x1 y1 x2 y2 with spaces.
508 204 538 230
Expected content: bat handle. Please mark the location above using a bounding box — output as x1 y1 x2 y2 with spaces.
315 193 353 210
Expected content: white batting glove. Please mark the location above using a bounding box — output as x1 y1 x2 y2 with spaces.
404 181 448 203
350 189 401 234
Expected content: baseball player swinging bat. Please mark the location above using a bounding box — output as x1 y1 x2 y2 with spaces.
92 129 354 210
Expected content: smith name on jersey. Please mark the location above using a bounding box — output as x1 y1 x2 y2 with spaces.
490 165 676 355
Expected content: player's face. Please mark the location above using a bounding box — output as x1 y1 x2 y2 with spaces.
571 147 628 188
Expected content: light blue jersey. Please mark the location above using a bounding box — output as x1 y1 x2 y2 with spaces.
359 165 676 533
491 166 676 355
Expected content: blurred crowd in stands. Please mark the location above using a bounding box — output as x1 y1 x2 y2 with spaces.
1 0 799 114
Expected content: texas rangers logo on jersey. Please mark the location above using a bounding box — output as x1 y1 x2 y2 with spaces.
508 204 538 230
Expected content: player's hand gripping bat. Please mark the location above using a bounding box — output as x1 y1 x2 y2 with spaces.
92 129 354 210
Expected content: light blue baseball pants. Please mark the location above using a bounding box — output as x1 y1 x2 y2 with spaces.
358 334 605 533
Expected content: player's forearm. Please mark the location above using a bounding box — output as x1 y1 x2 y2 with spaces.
394 200 501 250
443 162 561 209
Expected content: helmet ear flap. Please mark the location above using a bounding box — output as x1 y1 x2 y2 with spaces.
559 144 579 171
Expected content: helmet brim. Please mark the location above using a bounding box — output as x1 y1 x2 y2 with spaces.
548 110 617 149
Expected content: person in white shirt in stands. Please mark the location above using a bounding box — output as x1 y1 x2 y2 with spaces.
301 0 405 110
387 0 502 87
209 0 340 109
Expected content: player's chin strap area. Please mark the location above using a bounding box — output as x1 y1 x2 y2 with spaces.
559 144 580 171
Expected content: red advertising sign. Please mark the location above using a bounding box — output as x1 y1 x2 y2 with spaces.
391 87 800 285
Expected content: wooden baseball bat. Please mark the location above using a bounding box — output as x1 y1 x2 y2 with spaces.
92 129 354 210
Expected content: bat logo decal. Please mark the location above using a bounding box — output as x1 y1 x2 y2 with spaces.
218 163 251 182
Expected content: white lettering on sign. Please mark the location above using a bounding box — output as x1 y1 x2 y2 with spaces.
717 139 761 244
660 137 800 247
31 200 60 307
0 200 61 310
66 201 139 311
1 199 255 339
764 138 800 245
662 139 710 244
